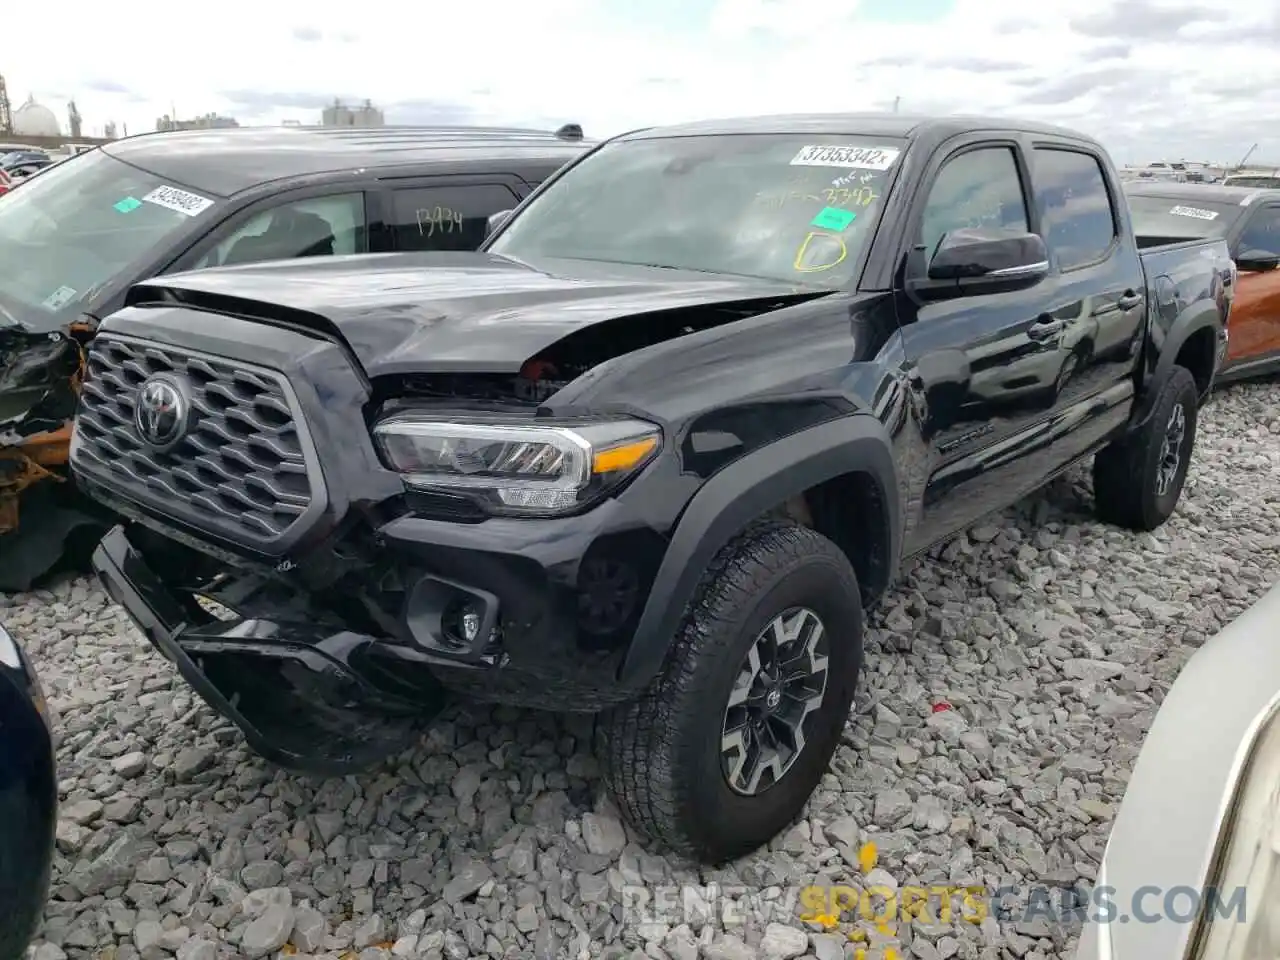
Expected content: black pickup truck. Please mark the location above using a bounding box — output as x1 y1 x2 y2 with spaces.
70 114 1233 863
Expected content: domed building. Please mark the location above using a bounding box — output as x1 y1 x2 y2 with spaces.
13 95 60 138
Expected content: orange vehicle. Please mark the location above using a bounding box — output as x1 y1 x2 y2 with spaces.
1125 182 1280 383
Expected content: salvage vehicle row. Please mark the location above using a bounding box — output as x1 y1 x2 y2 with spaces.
66 112 1233 862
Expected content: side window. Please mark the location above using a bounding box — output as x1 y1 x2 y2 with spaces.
919 147 1030 258
389 184 521 252
195 193 367 269
1032 149 1117 270
1238 207 1280 254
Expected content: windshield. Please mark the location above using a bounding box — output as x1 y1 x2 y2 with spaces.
1126 195 1242 240
0 148 224 325
488 133 906 288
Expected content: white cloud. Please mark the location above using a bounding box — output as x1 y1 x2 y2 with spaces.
3 0 1277 165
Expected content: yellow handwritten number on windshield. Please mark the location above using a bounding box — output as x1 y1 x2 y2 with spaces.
793 231 847 273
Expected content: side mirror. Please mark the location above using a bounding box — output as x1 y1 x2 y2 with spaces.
485 209 513 240
910 228 1049 301
1236 249 1280 272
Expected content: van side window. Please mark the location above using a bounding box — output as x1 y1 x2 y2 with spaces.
1032 149 1116 270
389 184 521 252
196 193 367 269
919 147 1030 259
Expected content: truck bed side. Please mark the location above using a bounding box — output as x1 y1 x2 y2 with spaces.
1134 235 1234 404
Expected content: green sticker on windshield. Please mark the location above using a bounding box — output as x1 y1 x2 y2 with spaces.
114 196 142 213
811 206 857 231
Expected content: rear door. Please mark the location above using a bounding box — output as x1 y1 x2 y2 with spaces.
1024 144 1147 420
1227 202 1280 367
376 175 525 253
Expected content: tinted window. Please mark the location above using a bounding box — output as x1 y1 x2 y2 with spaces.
1034 149 1116 270
1238 207 1280 255
390 184 521 252
195 193 366 269
919 147 1030 258
488 134 907 288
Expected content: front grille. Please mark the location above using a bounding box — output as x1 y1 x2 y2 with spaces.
74 335 316 546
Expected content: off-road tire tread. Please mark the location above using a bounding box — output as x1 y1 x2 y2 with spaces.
1093 365 1198 531
596 519 859 862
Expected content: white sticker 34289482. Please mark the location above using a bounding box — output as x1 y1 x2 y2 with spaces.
791 145 901 170
142 185 215 217
1169 205 1220 221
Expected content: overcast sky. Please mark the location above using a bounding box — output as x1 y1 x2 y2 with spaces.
4 0 1277 166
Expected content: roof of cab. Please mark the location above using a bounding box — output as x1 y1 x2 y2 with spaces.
1123 181 1280 206
620 112 1102 144
101 125 593 198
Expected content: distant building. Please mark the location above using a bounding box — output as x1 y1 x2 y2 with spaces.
321 98 384 128
156 112 240 132
13 95 60 137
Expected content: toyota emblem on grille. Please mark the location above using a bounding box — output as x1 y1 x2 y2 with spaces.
134 376 190 449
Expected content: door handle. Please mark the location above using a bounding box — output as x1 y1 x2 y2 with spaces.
1027 316 1064 340
1117 291 1144 310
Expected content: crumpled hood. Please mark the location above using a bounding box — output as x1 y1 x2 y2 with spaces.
128 252 810 377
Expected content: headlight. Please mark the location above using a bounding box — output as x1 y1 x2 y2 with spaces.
1194 697 1280 959
372 415 661 516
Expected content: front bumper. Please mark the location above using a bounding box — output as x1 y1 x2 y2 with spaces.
92 525 449 776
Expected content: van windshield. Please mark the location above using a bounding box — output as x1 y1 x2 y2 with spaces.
0 149 224 328
488 133 906 288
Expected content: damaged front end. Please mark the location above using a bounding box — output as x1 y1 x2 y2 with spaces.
92 524 451 775
0 318 106 591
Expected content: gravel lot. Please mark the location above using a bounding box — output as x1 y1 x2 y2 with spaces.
11 380 1280 960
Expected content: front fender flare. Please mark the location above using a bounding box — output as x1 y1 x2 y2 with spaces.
617 415 901 690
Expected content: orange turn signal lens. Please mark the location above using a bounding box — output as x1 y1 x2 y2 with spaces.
591 436 659 475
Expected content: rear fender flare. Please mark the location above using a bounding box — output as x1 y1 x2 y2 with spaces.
617 415 901 690
1134 302 1223 429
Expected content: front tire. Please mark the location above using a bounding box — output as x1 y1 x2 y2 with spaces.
596 520 863 863
1092 365 1199 531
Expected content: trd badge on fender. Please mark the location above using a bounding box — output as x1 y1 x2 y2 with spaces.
133 376 191 450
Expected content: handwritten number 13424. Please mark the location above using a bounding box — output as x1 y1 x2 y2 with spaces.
416 207 464 236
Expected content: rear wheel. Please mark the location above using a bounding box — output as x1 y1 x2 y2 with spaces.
596 520 863 863
1093 365 1198 531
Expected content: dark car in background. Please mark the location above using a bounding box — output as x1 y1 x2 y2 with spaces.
0 150 51 171
0 123 591 591
0 621 57 959
1125 182 1280 383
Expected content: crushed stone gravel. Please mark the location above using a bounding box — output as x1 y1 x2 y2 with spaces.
10 381 1280 960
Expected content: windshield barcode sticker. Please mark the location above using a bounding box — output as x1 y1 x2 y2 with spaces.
791 145 900 170
1169 205 1219 220
42 285 78 309
142 185 214 217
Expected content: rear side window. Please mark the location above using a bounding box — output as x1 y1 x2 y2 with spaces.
1033 148 1117 270
919 147 1030 259
389 183 521 252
